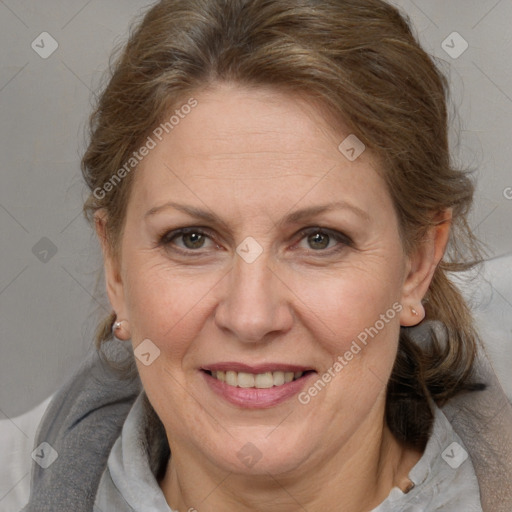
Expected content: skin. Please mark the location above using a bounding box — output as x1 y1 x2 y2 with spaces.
96 82 451 512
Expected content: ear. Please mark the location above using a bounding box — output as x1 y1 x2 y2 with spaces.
399 209 452 326
94 210 128 326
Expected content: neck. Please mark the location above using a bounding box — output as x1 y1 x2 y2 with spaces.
159 412 422 512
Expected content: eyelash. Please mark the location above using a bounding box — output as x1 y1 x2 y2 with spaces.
157 226 353 257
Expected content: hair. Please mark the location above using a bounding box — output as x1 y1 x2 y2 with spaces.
81 0 486 450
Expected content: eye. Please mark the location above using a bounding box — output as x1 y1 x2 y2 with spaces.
158 226 352 256
159 227 217 253
295 227 352 254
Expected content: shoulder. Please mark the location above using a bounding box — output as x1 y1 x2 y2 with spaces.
0 395 54 512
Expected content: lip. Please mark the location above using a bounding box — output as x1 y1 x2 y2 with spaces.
201 367 317 409
202 362 314 373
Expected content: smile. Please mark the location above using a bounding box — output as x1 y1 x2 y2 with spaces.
201 364 316 408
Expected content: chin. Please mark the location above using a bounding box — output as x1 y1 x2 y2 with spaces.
204 425 317 476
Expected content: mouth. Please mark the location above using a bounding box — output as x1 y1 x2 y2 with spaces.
200 364 317 408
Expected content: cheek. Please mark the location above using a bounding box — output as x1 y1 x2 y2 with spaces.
122 256 222 355
289 260 404 351
292 270 403 425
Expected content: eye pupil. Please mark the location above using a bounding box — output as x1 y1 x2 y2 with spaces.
308 232 329 250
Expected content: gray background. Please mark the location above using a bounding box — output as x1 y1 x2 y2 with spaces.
1 0 511 418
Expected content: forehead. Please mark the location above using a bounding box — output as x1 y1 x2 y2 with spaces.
131 83 392 222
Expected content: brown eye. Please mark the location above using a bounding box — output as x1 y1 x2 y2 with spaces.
181 231 207 249
297 227 352 254
307 231 331 250
159 227 215 253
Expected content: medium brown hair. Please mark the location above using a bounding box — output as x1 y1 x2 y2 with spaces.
81 0 485 449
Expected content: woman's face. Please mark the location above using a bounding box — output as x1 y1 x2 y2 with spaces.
102 83 429 476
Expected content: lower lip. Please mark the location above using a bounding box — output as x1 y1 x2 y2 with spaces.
202 371 316 409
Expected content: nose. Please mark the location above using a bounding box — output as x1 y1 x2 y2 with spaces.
214 253 293 343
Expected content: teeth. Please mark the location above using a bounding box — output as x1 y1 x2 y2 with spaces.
211 370 304 388
226 371 237 386
238 372 255 388
255 372 274 388
273 371 285 386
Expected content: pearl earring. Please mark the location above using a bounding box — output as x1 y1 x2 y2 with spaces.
112 319 128 338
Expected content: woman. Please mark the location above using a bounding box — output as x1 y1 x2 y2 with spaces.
15 0 512 511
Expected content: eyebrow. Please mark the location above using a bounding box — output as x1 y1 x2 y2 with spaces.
144 200 370 226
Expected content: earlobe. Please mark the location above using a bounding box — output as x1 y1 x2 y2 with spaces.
400 303 424 327
399 209 452 326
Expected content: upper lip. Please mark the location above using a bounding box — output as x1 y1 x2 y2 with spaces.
202 362 315 373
